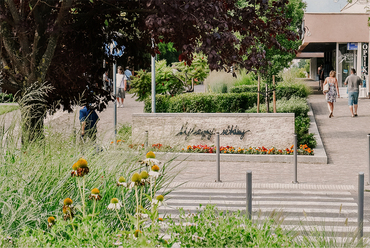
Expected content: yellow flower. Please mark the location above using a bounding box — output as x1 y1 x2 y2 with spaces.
75 158 88 168
151 165 160 172
146 151 156 158
131 173 141 183
63 198 73 206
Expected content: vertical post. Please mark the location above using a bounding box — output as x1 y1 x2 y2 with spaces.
151 38 156 113
257 75 260 113
368 134 370 185
293 133 298 184
216 132 221 182
144 131 148 149
246 171 252 220
358 172 364 245
273 75 276 113
113 62 117 143
265 83 269 113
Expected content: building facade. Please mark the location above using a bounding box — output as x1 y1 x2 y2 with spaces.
297 2 370 97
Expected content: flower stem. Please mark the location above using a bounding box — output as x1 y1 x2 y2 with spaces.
77 178 84 214
135 185 139 230
69 210 76 232
82 176 86 218
115 207 124 229
121 188 128 219
92 200 96 220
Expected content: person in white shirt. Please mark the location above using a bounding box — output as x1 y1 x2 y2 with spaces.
116 66 127 108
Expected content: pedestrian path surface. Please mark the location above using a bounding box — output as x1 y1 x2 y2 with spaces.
159 183 365 238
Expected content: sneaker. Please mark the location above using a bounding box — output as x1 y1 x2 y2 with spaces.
120 103 124 108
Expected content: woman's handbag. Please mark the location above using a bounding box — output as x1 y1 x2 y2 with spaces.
323 83 329 93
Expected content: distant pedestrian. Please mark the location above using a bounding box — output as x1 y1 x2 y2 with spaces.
344 68 362 117
79 105 99 141
318 64 324 91
103 70 111 91
116 66 127 108
323 70 340 118
124 66 132 91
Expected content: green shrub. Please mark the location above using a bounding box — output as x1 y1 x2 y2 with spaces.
169 205 295 247
233 70 257 86
246 97 309 117
295 116 316 149
230 82 311 100
0 93 14 103
144 92 258 113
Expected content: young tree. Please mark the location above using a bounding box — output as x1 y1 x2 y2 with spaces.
0 0 298 141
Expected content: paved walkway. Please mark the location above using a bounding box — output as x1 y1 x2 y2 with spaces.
13 82 370 187
169 82 370 187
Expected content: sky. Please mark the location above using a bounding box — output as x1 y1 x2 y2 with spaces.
304 0 348 13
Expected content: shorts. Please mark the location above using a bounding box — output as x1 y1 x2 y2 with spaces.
116 88 125 99
348 91 359 105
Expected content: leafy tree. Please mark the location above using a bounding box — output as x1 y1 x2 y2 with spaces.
131 55 209 101
0 0 299 141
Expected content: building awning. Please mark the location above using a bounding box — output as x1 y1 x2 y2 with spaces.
298 13 370 56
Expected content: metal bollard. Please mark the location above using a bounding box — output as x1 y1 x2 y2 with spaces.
246 171 252 220
358 172 364 244
292 133 298 184
368 134 370 185
144 131 149 149
216 132 221 182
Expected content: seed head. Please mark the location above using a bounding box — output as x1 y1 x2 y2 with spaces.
91 188 100 194
118 176 126 183
63 198 73 206
131 172 141 183
111 198 119 204
146 151 156 158
156 195 164 201
151 165 160 171
140 171 149 179
48 216 55 224
76 158 88 168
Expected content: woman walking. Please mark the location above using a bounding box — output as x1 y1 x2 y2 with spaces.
323 70 340 118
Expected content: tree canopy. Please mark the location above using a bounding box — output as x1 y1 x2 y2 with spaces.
0 0 299 113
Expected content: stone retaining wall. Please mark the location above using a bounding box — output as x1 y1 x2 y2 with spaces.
132 113 295 149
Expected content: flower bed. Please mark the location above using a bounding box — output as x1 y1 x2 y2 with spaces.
123 142 314 155
183 144 314 155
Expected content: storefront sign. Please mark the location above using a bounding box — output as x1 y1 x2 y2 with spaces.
347 43 358 50
362 43 368 75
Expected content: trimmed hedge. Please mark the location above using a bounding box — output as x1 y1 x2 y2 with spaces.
229 82 310 100
246 96 309 117
144 92 258 113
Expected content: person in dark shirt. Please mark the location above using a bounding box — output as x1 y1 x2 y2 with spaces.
79 105 99 141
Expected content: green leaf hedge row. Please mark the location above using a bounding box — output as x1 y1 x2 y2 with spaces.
144 92 258 113
246 96 309 117
229 82 311 100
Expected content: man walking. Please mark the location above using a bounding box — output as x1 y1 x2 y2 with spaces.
344 68 362 117
80 104 99 141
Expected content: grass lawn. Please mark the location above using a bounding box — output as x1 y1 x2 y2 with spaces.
0 104 19 115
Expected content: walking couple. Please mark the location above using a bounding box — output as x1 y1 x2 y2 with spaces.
323 68 362 118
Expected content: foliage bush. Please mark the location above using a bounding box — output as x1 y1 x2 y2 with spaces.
168 205 294 247
131 55 209 101
246 96 309 117
295 116 316 149
0 93 14 103
229 81 311 100
144 92 258 113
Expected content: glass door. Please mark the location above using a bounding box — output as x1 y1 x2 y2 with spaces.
338 44 356 87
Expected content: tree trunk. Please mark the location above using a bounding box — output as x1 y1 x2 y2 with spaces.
19 82 52 145
21 103 46 144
